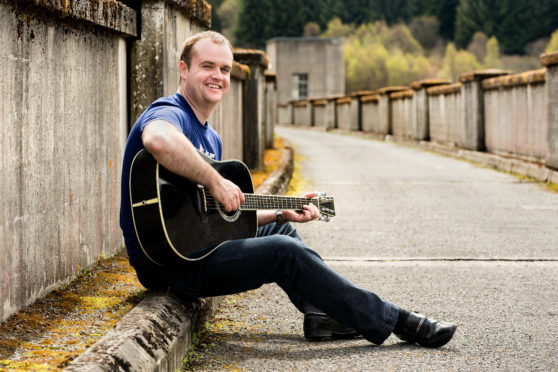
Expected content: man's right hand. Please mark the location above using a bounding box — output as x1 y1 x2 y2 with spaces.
207 176 245 212
143 120 244 213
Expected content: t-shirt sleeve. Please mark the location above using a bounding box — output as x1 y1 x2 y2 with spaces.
139 105 185 133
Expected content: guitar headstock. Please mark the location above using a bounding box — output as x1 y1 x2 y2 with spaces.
315 192 335 220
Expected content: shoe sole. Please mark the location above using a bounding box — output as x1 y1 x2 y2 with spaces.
305 329 360 341
418 325 457 348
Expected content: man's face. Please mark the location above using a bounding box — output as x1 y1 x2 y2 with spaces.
180 39 233 110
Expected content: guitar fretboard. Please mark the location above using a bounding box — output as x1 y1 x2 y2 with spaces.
205 194 318 211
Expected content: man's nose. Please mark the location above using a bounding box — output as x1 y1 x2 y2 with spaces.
211 67 224 79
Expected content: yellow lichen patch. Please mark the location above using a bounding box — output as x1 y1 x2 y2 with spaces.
250 136 287 190
287 151 309 196
0 255 145 370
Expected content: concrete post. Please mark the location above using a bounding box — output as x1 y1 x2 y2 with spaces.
326 95 342 129
458 69 511 151
410 79 450 141
287 100 296 125
234 49 269 170
542 51 558 170
306 100 314 127
377 86 408 135
264 72 277 149
349 90 374 131
129 0 210 125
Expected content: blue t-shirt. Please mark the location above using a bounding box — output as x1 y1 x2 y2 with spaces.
120 93 222 263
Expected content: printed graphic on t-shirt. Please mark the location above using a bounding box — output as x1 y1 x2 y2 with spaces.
199 144 216 159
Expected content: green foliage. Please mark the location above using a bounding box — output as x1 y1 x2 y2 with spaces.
409 15 441 51
321 17 356 38
216 0 240 42
182 322 215 371
441 42 481 81
546 29 558 53
228 0 557 53
234 0 274 48
484 36 500 68
342 21 431 91
303 22 321 37
467 31 488 62
455 0 558 54
206 0 224 32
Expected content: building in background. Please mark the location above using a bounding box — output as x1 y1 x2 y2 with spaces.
266 37 345 105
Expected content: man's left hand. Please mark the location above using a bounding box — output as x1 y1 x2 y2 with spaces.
283 192 322 223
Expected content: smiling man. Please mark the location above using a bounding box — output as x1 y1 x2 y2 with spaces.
119 31 457 349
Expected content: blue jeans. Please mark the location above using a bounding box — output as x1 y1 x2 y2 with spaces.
132 222 399 344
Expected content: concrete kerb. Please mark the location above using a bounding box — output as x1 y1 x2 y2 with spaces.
65 146 295 372
326 127 558 186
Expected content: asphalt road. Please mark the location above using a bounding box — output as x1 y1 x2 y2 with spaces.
199 126 558 371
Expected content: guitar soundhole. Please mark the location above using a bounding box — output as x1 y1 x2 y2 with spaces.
216 201 241 222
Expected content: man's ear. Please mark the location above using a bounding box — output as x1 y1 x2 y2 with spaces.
179 60 188 80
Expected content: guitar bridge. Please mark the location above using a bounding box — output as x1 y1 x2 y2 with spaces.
197 185 209 224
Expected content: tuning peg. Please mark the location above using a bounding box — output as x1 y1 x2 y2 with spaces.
321 215 330 222
317 191 327 197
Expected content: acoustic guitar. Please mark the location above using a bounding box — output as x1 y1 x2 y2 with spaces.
129 149 335 266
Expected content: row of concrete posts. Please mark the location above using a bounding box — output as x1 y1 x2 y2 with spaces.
282 52 558 173
0 0 276 322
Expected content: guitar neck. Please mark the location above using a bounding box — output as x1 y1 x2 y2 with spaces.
241 194 317 211
203 190 335 218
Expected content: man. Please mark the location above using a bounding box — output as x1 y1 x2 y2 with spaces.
120 31 457 348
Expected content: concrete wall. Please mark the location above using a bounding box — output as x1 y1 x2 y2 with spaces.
336 98 352 130
264 73 278 148
266 37 345 104
130 0 209 122
282 52 558 173
543 52 558 169
0 0 136 322
209 63 249 160
428 84 463 146
483 69 548 161
313 100 328 128
390 90 414 138
293 101 311 126
234 49 269 170
278 104 291 125
1 0 273 322
361 95 380 133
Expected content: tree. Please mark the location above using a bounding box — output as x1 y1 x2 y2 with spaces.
216 0 240 42
441 42 480 81
484 36 500 67
234 0 273 48
467 31 488 62
409 15 440 51
322 17 356 38
455 0 558 54
441 43 458 81
455 0 496 49
206 0 225 32
303 22 321 37
546 29 558 53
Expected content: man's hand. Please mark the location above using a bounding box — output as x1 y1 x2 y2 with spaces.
207 176 245 212
283 191 322 223
142 120 244 212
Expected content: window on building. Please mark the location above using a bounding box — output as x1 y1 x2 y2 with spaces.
291 73 308 99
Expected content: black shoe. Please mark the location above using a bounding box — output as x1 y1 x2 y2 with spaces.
393 312 457 348
304 313 360 341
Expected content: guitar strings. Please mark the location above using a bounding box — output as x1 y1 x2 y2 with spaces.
203 194 318 211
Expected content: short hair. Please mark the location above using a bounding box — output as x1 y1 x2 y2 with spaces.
179 31 233 67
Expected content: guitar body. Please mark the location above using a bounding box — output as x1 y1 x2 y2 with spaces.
129 149 257 266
